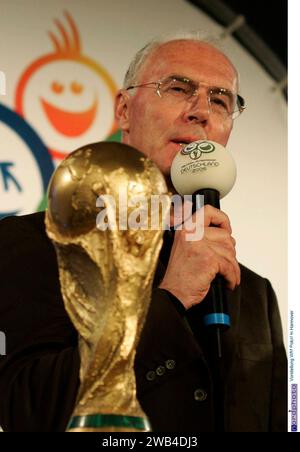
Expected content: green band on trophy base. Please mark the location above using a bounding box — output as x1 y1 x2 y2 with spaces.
67 414 151 431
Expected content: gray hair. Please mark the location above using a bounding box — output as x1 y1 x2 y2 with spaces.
123 31 234 89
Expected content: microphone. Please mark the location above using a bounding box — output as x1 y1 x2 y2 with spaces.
170 140 237 358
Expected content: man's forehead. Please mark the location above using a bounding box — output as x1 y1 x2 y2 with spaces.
139 40 237 88
150 39 232 63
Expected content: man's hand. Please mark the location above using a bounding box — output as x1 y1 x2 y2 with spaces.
159 205 241 310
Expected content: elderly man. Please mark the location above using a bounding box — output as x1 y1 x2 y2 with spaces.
0 34 286 432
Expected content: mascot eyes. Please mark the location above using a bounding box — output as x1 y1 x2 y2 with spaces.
71 82 83 94
51 81 64 94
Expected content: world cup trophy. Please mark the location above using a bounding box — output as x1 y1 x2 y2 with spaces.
45 142 170 432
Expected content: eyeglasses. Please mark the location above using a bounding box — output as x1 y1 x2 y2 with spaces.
126 75 246 120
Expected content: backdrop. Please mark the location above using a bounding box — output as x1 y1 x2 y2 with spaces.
0 0 287 334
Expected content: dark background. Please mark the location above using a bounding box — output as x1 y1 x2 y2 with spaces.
221 0 287 65
188 0 287 67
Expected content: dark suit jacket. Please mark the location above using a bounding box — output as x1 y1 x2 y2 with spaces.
0 212 287 432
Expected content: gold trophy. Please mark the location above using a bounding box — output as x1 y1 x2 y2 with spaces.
45 142 170 432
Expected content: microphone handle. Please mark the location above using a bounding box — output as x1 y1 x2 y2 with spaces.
192 188 231 358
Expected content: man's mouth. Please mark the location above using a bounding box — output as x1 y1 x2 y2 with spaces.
171 140 195 151
171 137 203 147
175 141 189 147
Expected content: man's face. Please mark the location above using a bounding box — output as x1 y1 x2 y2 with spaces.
115 40 238 181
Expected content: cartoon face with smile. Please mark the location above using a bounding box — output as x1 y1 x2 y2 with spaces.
40 69 98 138
15 12 118 160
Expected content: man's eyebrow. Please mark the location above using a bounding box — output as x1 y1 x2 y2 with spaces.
165 75 234 93
164 74 193 82
209 86 235 101
162 75 236 100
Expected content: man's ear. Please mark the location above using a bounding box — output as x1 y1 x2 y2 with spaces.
115 90 130 133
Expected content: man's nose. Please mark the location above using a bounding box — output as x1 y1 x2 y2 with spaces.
183 92 210 125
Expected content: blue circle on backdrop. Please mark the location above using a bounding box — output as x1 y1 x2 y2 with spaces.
0 103 54 219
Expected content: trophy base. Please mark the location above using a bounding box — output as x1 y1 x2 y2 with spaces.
67 414 151 432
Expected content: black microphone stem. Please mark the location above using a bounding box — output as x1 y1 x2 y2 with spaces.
191 188 229 431
192 188 230 359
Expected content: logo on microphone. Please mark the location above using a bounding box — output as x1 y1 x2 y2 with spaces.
181 141 215 160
